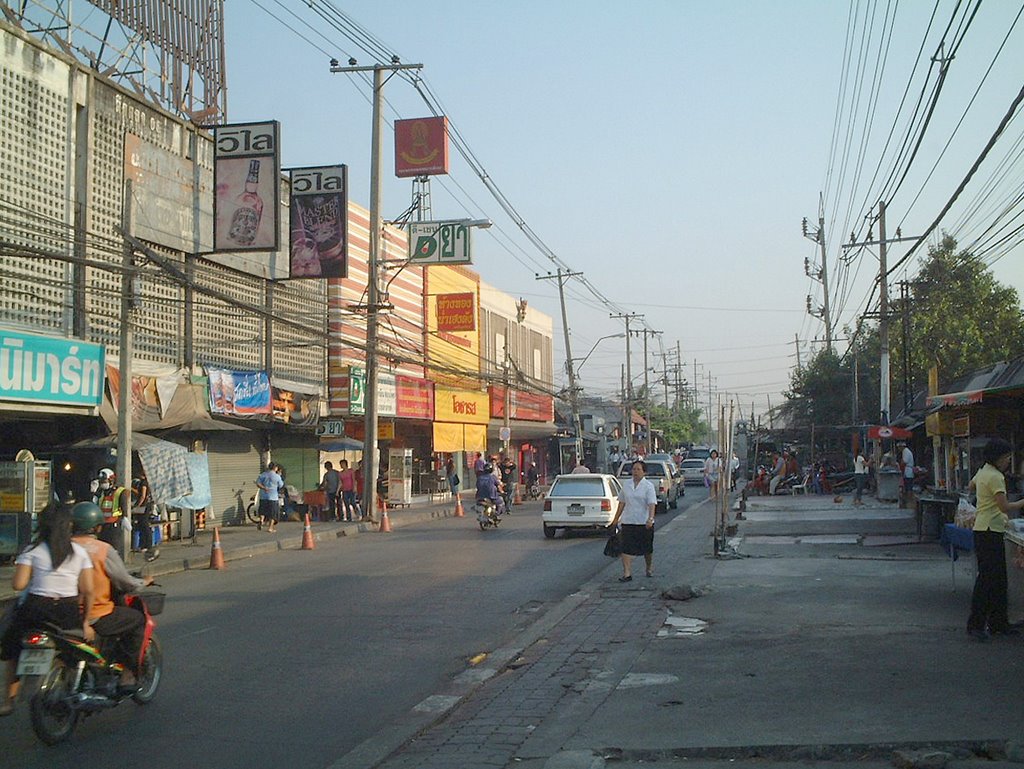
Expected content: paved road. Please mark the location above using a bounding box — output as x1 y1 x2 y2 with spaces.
0 491 706 766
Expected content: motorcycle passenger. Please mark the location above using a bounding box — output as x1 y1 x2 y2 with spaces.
475 462 505 516
1 503 95 717
70 502 153 689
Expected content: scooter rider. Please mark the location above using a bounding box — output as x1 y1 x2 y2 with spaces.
475 462 505 515
71 502 153 689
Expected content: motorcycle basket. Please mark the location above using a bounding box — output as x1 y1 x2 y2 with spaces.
136 591 166 616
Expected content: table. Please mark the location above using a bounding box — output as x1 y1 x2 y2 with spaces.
917 495 958 539
940 524 974 590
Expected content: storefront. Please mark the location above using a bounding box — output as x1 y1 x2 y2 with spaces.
433 386 489 489
487 385 556 483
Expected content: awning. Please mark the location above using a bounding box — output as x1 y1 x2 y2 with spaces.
925 389 984 409
866 425 913 440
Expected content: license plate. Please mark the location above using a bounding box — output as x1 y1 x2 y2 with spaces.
567 504 585 515
16 648 55 676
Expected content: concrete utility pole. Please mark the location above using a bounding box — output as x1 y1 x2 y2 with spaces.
636 329 660 454
330 58 422 519
801 194 833 353
116 178 135 561
611 313 642 451
537 269 584 463
794 334 802 370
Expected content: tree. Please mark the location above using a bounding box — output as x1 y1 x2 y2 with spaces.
784 349 853 427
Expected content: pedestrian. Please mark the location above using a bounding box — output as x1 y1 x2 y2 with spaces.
853 449 870 506
730 450 740 491
966 438 1024 641
473 452 486 477
354 460 365 512
704 450 722 499
445 457 460 497
255 462 283 533
1 503 95 716
608 447 622 473
608 460 657 581
571 460 590 474
320 461 341 521
95 468 128 550
339 459 360 522
130 465 159 561
899 441 916 509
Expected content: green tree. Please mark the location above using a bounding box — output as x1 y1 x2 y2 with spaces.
784 349 853 427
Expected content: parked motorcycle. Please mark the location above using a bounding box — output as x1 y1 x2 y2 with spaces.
16 590 164 745
474 499 501 530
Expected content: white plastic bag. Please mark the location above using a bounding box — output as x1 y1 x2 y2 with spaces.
955 496 976 529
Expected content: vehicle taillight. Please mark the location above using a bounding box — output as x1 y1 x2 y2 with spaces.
543 500 551 511
601 499 611 511
23 632 49 646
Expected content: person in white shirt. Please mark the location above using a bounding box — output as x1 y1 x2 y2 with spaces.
730 451 740 491
899 442 916 508
571 461 591 474
853 450 870 506
704 450 723 499
608 460 658 581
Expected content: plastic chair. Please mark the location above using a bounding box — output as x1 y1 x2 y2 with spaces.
791 474 810 495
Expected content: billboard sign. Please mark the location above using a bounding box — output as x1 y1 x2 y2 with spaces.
394 116 449 177
436 292 476 332
288 164 348 278
213 121 280 252
0 330 104 408
408 220 473 266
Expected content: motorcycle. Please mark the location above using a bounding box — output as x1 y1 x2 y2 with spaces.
474 498 501 530
16 590 165 745
525 480 543 500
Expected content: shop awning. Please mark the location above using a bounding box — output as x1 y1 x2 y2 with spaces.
925 389 984 409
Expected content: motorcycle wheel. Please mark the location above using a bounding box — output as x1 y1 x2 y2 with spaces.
246 502 261 524
478 519 487 531
29 663 78 745
132 635 163 704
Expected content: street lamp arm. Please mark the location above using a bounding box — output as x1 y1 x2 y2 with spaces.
573 333 625 374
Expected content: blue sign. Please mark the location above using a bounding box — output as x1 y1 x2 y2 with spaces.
0 329 105 407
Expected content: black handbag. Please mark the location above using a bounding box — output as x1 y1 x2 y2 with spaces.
603 530 622 557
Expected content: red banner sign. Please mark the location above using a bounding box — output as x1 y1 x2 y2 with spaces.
866 425 913 440
436 292 475 332
489 387 554 422
394 116 449 177
396 376 434 419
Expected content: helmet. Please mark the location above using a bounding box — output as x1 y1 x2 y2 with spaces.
483 462 494 474
98 468 115 481
71 501 104 533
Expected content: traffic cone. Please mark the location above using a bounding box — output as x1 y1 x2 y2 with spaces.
208 527 225 570
513 483 523 506
453 494 464 517
301 513 315 550
378 509 392 533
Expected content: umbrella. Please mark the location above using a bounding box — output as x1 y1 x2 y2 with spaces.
64 432 167 450
320 437 363 452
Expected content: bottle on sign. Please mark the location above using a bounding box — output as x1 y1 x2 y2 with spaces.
228 159 263 246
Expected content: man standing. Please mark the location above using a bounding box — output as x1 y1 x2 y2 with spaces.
130 467 158 561
256 463 283 533
899 442 916 509
320 461 341 521
96 468 129 552
339 459 360 522
853 449 870 506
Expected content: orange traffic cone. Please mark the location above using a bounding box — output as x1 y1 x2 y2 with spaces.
301 513 315 550
209 527 225 570
453 494 464 517
513 483 523 506
378 509 392 533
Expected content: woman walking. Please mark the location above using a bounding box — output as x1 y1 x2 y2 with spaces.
1 503 95 716
966 438 1024 641
704 449 723 499
608 460 657 581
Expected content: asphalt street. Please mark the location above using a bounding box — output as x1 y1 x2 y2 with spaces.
0 492 703 766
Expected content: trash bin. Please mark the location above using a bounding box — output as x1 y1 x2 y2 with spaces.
876 468 901 502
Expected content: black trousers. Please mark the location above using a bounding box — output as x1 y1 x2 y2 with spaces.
968 529 1009 632
92 606 145 671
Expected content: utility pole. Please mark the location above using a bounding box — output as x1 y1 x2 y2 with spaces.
538 269 584 463
900 280 913 413
116 178 136 561
794 333 802 370
802 194 833 353
611 313 642 450
330 58 422 520
637 329 660 454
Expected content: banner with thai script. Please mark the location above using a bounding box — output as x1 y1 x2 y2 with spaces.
288 165 348 278
434 387 489 424
207 367 272 416
0 329 104 407
396 376 434 419
213 121 280 252
489 386 554 422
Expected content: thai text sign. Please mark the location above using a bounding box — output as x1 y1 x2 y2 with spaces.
436 293 476 332
489 387 554 422
0 330 104 407
394 116 449 177
213 121 280 252
434 387 489 425
408 221 472 266
396 376 434 419
207 367 272 416
289 164 348 278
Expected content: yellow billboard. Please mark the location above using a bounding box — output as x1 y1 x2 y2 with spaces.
425 265 480 388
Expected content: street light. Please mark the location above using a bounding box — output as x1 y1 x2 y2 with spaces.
572 333 625 374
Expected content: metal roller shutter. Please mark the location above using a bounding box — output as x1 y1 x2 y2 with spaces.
205 433 262 526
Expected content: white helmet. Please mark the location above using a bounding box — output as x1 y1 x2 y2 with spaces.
98 468 115 481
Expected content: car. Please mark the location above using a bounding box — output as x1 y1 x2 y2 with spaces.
686 446 712 461
680 458 706 485
616 460 679 512
646 453 685 497
542 473 622 538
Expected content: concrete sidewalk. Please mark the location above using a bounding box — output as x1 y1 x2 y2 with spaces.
0 491 466 608
352 491 1024 769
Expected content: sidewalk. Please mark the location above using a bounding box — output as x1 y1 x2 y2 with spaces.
0 491 466 608
338 491 1024 769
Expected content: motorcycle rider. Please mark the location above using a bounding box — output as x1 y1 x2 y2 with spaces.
475 462 505 516
498 454 517 513
71 501 153 690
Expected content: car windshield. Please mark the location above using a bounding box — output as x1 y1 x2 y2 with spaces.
682 460 704 470
618 464 666 477
549 478 607 497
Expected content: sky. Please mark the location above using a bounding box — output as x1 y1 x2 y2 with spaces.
222 0 1024 422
